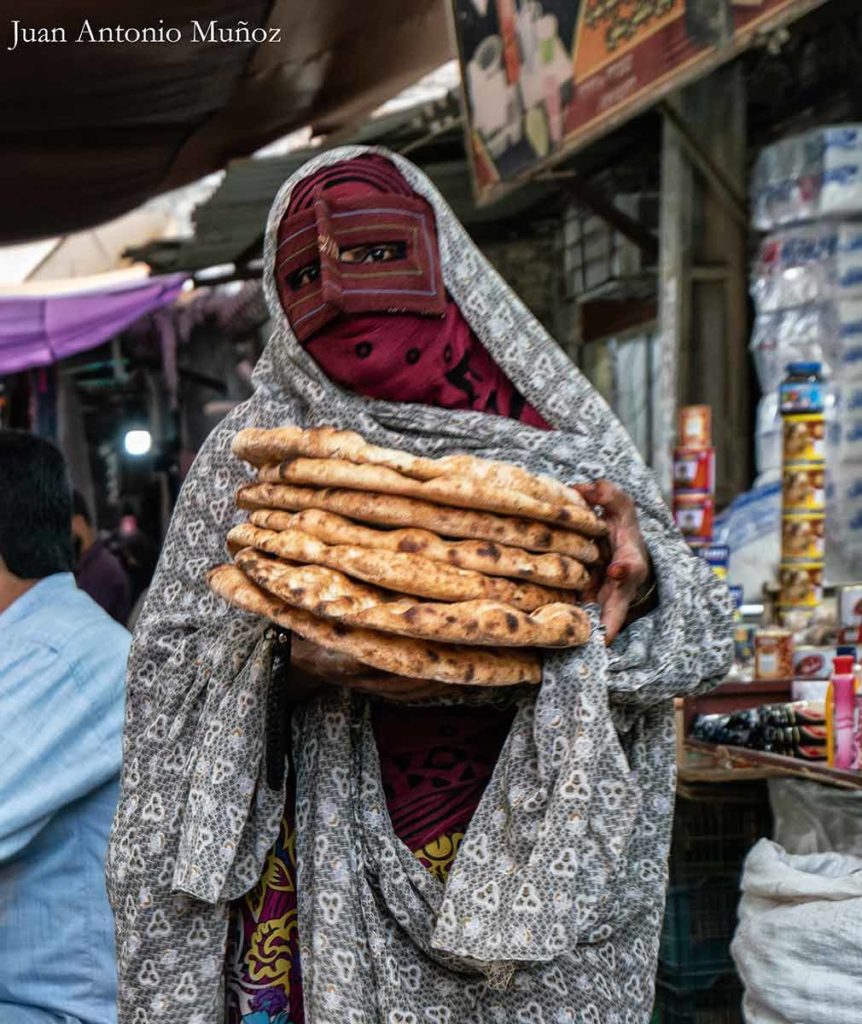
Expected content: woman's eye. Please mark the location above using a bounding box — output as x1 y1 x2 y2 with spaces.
339 242 406 264
287 262 320 290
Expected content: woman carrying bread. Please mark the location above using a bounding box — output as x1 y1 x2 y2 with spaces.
107 150 733 1024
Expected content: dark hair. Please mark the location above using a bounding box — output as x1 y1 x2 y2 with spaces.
72 489 92 525
0 430 74 578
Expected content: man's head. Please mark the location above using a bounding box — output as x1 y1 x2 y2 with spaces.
0 430 74 581
71 489 95 558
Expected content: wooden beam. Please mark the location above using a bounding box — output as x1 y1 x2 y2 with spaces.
659 101 748 228
580 300 657 344
537 171 659 262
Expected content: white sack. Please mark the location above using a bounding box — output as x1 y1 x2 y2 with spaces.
731 838 862 1023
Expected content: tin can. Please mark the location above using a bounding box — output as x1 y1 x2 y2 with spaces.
673 494 714 542
792 645 833 680
779 562 824 608
673 446 715 493
728 584 744 611
781 513 826 561
779 362 825 415
734 621 756 663
782 413 825 464
838 584 862 629
755 629 794 681
678 405 712 448
782 464 825 512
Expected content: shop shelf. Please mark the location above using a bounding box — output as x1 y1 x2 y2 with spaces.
655 972 742 1024
660 878 740 973
684 738 862 790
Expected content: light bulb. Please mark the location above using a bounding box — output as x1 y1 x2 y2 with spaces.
124 429 152 457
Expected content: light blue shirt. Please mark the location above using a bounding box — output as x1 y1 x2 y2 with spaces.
0 573 129 1024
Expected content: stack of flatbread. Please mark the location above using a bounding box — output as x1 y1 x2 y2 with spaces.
208 427 607 687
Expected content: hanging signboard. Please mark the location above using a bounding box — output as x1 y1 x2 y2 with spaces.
451 0 828 203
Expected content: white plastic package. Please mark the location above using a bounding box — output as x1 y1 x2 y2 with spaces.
713 482 781 601
821 126 862 217
751 225 838 312
755 391 782 476
752 126 862 229
837 222 862 294
750 306 838 392
770 778 862 856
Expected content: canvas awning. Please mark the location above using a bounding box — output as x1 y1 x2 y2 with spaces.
0 0 452 244
0 272 185 374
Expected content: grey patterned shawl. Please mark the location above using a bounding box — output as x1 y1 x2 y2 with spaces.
106 146 733 1024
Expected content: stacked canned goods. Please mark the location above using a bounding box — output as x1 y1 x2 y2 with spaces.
779 361 825 621
672 405 716 547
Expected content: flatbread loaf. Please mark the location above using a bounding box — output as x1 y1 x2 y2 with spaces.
249 508 592 588
226 522 568 612
256 458 603 535
234 547 590 647
233 425 590 513
237 482 601 561
289 638 464 699
208 564 542 685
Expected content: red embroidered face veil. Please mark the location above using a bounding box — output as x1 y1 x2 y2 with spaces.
275 154 549 428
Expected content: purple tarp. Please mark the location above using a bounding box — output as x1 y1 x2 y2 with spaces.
0 274 186 375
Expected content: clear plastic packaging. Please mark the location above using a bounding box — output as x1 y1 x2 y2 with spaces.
752 126 862 230
769 777 862 855
756 391 782 476
750 306 838 393
752 225 838 312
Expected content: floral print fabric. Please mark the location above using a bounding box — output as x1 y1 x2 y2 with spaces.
106 146 734 1024
227 772 303 1024
227 705 514 1020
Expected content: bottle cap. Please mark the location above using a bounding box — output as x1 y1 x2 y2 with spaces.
786 361 822 375
837 645 858 659
834 655 855 674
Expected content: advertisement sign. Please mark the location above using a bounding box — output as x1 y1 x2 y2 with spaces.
451 0 828 203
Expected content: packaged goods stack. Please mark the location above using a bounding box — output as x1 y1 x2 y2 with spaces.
778 363 826 625
672 406 740 611
673 405 717 549
750 126 862 585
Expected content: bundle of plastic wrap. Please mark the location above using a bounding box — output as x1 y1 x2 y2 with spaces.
751 126 862 231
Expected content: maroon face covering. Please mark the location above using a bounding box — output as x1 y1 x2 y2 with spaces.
277 193 447 341
277 154 549 428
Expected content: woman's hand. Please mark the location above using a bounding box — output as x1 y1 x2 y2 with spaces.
575 479 655 645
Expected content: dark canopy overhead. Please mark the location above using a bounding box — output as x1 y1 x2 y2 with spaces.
0 0 451 244
128 90 560 277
